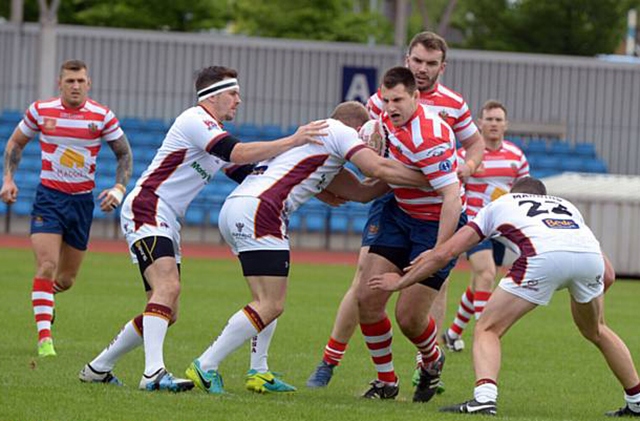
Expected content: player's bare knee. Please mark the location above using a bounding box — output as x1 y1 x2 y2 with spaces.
396 314 424 338
55 274 75 291
37 259 58 279
577 322 603 344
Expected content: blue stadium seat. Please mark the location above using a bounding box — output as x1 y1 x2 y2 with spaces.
223 121 236 133
0 124 14 139
285 125 298 136
12 200 33 216
581 159 607 173
0 110 23 125
524 139 547 155
537 155 562 171
563 157 583 172
574 143 597 159
261 125 284 140
237 124 261 141
119 117 146 131
506 136 524 148
304 213 326 232
329 212 349 233
548 141 573 156
184 207 206 225
145 119 167 133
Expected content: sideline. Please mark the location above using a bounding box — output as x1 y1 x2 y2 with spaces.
0 234 359 266
0 234 473 269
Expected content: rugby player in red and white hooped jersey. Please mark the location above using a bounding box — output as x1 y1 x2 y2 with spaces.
78 65 328 392
307 31 484 390
443 99 530 353
352 67 467 402
187 101 432 395
0 60 133 358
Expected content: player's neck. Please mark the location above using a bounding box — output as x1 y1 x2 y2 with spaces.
485 139 503 151
198 102 223 124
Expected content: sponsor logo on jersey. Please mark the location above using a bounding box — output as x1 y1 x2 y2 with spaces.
191 161 212 182
542 218 579 229
426 145 447 158
236 222 244 233
60 148 85 169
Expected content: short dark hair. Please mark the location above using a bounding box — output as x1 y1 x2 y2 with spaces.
510 177 547 195
60 60 88 76
481 99 508 119
195 66 238 93
330 101 370 129
382 67 417 94
408 31 448 62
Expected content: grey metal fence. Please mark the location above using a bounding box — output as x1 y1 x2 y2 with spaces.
1 23 639 175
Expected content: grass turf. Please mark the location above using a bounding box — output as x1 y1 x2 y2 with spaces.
0 247 638 421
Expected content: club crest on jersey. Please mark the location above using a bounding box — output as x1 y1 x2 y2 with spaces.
438 110 449 121
87 122 99 134
203 120 217 130
236 222 244 233
43 118 57 131
438 160 453 173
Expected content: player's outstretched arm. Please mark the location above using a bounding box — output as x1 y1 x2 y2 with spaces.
229 120 328 164
322 168 389 203
349 148 427 187
98 134 133 212
1 128 31 204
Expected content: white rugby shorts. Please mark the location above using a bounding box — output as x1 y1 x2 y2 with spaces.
219 196 289 254
120 195 182 264
499 251 604 305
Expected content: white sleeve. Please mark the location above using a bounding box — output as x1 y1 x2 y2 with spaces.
178 112 228 152
323 123 366 160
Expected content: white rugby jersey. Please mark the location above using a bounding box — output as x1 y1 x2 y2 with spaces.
460 140 529 218
229 118 367 216
19 97 123 194
469 193 601 257
126 105 233 229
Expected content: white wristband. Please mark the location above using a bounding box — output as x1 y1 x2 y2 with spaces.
109 187 124 205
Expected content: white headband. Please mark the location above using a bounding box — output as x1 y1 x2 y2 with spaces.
197 78 239 101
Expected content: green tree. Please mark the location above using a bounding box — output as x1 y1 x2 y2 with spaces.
456 0 631 55
231 0 393 44
1 0 230 31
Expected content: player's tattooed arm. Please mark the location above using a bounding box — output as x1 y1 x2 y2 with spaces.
108 134 133 187
3 145 22 177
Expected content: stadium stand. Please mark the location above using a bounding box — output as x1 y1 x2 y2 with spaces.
0 113 610 238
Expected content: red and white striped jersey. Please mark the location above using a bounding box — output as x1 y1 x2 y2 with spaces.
125 105 233 228
459 140 529 218
382 104 461 221
18 97 123 194
367 82 478 142
229 118 367 216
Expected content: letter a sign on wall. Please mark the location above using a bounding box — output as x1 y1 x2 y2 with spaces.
342 66 377 104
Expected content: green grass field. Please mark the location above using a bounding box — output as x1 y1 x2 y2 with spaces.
0 247 638 421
